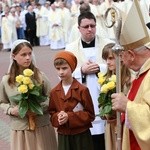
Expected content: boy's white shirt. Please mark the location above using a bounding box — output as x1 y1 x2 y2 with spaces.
63 84 71 95
63 84 84 112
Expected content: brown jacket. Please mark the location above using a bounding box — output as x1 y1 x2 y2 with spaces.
49 78 95 135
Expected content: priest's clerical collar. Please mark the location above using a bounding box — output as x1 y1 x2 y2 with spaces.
81 38 95 48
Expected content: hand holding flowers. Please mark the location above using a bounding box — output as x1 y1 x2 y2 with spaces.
10 69 47 130
98 72 116 120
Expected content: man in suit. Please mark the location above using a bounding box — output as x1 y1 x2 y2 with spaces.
25 5 39 46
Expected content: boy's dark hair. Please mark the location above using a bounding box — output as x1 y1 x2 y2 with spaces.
78 11 96 26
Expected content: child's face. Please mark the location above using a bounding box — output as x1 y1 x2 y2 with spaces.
55 63 72 82
12 46 32 70
106 52 116 71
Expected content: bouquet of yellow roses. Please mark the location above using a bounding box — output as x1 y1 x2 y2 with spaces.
10 69 47 130
97 72 116 120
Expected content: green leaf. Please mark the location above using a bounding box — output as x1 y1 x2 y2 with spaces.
30 89 40 96
28 94 47 103
100 108 106 116
99 104 112 117
23 93 29 99
103 105 112 114
9 94 23 103
36 95 47 102
28 100 43 115
19 100 28 118
98 93 106 106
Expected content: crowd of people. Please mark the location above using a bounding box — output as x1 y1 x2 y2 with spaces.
0 0 150 150
0 0 149 51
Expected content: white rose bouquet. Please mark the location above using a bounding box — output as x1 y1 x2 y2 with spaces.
10 69 47 130
97 72 116 120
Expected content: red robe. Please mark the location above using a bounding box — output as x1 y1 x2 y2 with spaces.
123 71 148 150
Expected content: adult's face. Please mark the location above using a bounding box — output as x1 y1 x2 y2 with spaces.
28 5 33 12
120 50 138 71
78 18 96 42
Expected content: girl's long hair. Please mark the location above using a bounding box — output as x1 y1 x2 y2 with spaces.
102 43 131 91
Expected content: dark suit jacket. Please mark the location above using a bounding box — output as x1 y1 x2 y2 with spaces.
25 12 36 31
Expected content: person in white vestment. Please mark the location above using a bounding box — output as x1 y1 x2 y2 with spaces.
66 11 113 150
70 0 80 26
59 1 71 44
90 0 102 26
1 7 17 51
44 1 51 10
48 3 65 50
36 3 50 46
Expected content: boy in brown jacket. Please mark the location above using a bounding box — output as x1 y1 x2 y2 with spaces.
49 51 95 150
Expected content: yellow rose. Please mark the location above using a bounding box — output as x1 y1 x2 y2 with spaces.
101 84 108 93
28 83 35 89
109 75 116 82
16 75 24 84
22 77 32 85
23 69 34 77
98 76 106 85
98 72 105 78
18 85 28 93
107 81 115 90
